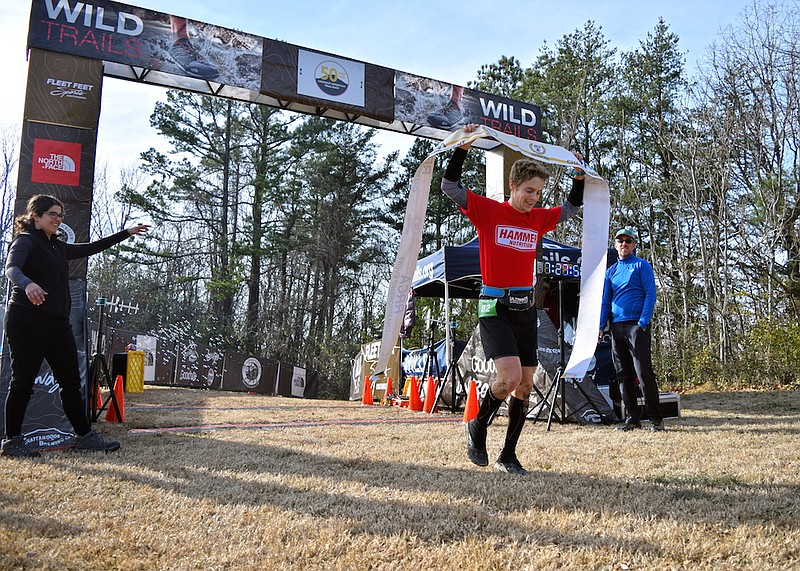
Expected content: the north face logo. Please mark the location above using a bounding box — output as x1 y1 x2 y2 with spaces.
38 153 76 173
31 139 81 186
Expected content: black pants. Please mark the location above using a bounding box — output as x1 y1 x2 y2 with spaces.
609 320 662 423
3 305 90 438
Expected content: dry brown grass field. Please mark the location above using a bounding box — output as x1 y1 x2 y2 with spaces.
1 387 799 571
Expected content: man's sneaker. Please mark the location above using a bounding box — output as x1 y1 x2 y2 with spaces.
168 38 220 80
0 436 41 458
75 430 121 453
465 419 489 466
615 420 641 432
427 101 463 128
493 456 529 475
651 420 666 432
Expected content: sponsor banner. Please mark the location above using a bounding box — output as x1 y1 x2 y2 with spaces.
401 339 448 380
273 362 307 397
400 339 467 409
275 362 290 396
25 48 102 129
297 49 364 107
135 334 157 383
290 366 306 398
349 339 402 400
394 71 542 141
261 38 394 123
28 0 263 90
17 120 96 202
173 340 224 389
220 352 277 393
0 280 87 450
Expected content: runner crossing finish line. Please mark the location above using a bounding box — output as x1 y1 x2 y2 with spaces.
374 125 610 381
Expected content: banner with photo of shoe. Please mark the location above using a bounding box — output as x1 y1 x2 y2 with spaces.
27 0 263 91
394 71 542 142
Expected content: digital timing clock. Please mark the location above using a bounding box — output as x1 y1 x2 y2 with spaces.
538 260 581 279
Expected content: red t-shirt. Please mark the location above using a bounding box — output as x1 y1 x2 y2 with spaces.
461 191 562 288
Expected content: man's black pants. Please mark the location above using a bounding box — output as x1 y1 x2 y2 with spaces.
609 320 662 423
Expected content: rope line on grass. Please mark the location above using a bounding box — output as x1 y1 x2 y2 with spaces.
128 415 462 435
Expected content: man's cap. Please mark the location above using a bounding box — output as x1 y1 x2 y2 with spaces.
614 227 638 241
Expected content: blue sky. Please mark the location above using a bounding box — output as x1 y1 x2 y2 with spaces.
1 0 760 171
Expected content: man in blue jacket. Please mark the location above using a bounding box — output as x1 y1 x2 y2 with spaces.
599 227 664 431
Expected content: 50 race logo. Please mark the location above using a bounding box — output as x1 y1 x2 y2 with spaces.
314 61 349 96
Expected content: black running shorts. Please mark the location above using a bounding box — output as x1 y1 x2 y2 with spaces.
478 301 538 366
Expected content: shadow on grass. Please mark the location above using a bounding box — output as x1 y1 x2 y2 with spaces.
41 421 800 560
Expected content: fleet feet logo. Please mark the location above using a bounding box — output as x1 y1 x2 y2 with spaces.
31 139 81 186
46 77 96 100
314 61 349 96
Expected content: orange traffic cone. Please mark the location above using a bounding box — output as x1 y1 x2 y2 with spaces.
409 376 423 411
92 383 102 412
382 377 394 405
462 380 479 423
105 375 125 422
361 376 373 405
422 376 438 413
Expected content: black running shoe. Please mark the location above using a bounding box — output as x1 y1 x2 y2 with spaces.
0 436 41 458
465 419 489 466
615 420 641 432
427 100 463 128
651 420 666 432
168 37 220 80
75 430 121 453
493 456 529 475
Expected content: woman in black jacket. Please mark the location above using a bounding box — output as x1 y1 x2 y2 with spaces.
2 194 149 457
